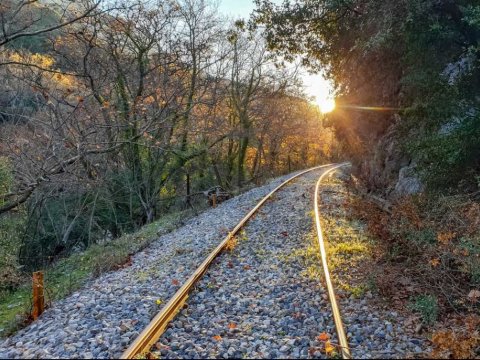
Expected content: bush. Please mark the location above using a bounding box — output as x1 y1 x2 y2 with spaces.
0 214 24 292
0 157 24 291
410 295 438 325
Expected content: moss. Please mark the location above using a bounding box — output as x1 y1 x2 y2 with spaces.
293 175 375 298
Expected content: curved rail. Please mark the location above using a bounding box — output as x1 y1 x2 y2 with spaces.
314 163 351 359
121 163 336 359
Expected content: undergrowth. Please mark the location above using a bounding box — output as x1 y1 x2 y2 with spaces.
347 178 480 358
0 209 192 337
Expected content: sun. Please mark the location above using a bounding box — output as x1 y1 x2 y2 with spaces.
318 98 336 113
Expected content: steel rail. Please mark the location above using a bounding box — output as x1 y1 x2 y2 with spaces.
314 163 351 359
121 163 336 359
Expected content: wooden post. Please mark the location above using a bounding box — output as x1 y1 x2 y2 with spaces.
32 271 44 320
212 194 217 208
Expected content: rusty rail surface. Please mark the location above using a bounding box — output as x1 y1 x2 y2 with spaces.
121 164 337 359
314 163 351 359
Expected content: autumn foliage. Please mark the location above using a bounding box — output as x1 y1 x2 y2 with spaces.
0 1 340 291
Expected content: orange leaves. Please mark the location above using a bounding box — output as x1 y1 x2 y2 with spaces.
317 332 329 342
224 236 238 252
429 258 440 267
437 231 456 245
213 335 222 341
431 329 480 359
228 322 237 329
143 95 156 105
315 333 336 356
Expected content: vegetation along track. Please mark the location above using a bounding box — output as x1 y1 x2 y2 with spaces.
123 163 350 359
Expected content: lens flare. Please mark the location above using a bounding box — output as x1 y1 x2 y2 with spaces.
339 105 401 112
319 98 336 113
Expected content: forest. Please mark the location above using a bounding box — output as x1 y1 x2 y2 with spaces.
0 0 479 354
0 0 339 288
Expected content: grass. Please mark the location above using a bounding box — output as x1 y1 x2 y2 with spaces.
294 176 375 297
0 209 194 337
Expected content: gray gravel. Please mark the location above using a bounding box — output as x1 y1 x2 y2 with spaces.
0 167 429 359
0 169 313 359
154 170 333 359
152 168 429 359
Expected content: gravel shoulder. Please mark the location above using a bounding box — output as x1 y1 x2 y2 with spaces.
0 169 312 359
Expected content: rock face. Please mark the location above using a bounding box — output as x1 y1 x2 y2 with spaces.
359 115 423 198
394 164 424 196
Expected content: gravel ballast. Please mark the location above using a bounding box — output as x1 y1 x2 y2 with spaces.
0 169 316 359
0 166 430 359
152 168 429 359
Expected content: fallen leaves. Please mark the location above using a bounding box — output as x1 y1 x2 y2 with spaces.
213 335 222 341
114 255 132 270
224 236 238 251
437 231 456 245
228 322 237 329
317 332 329 342
324 340 335 354
431 329 480 359
171 279 180 286
429 258 440 267
315 332 336 356
467 289 480 302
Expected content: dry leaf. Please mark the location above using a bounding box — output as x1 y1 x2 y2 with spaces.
467 290 480 301
317 332 329 342
228 322 237 329
430 258 440 267
437 231 456 245
213 335 222 341
172 279 179 286
324 340 335 354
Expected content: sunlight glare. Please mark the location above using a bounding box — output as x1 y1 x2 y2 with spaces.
302 73 335 113
318 98 336 113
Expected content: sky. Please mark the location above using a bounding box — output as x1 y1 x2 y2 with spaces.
217 0 334 111
217 0 255 18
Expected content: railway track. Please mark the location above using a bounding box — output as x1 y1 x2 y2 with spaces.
122 163 350 359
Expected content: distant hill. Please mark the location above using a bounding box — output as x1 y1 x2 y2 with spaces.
5 0 64 53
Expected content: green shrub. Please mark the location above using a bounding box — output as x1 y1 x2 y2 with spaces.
406 228 437 246
410 294 438 325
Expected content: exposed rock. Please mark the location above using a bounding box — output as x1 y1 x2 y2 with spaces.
394 164 424 196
